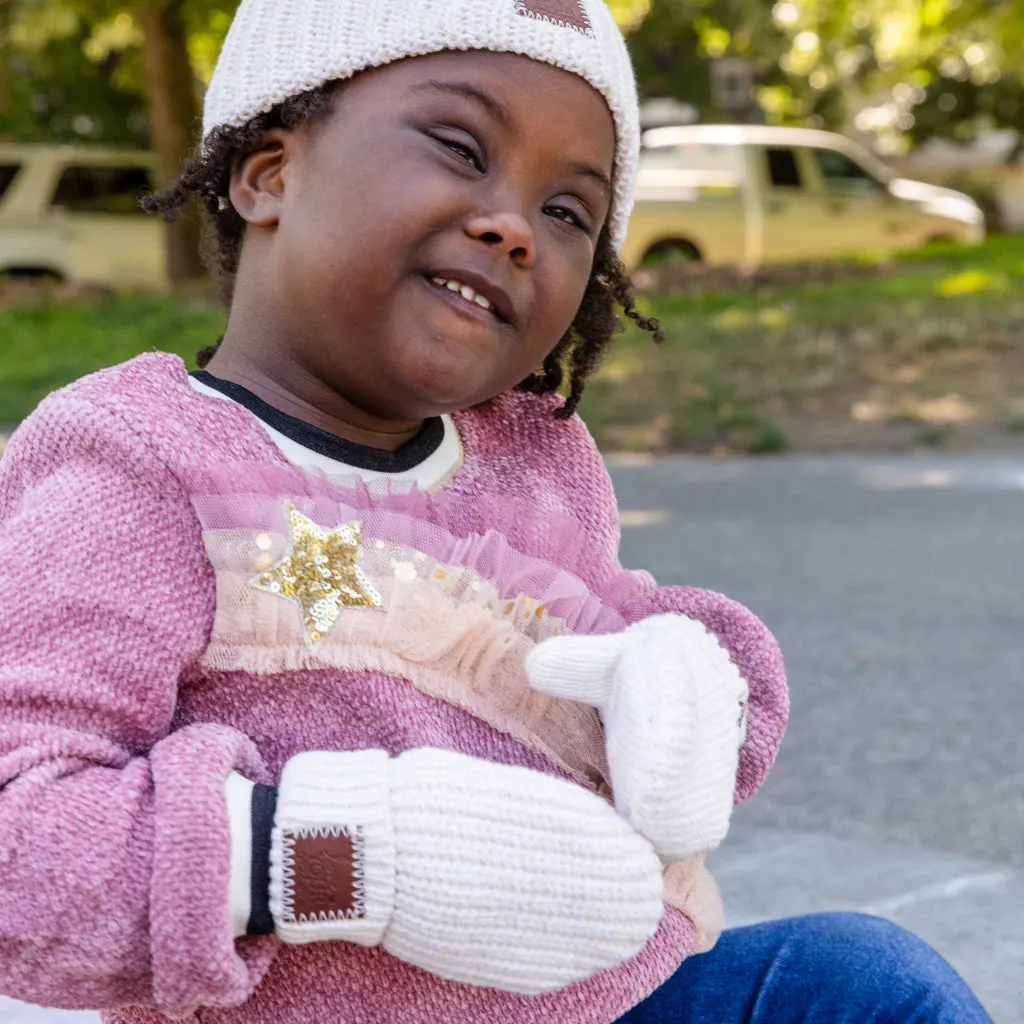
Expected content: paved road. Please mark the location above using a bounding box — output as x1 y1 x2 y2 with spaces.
4 454 1023 1022
611 453 1024 1022
613 454 1024 867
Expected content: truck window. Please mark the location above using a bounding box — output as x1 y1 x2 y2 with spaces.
641 142 745 174
814 149 880 192
51 165 153 215
637 142 744 192
0 164 21 202
765 148 802 189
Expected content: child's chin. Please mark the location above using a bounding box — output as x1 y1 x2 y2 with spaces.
399 381 487 416
388 358 497 415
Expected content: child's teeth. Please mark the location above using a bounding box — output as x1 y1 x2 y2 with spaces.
433 276 494 313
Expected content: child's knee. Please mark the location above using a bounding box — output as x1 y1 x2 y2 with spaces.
776 912 983 1020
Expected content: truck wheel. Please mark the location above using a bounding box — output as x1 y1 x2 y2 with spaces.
0 267 65 281
640 239 702 266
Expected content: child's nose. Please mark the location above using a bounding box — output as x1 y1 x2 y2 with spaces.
465 210 536 268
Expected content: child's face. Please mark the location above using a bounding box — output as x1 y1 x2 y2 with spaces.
230 50 616 421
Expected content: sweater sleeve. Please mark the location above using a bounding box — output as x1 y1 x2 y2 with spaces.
0 399 277 1016
560 412 789 806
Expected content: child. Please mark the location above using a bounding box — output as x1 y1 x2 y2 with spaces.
0 1 989 1022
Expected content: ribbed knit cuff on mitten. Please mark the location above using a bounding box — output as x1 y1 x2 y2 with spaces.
269 750 396 946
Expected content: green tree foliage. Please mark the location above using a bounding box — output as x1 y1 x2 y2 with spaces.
1 0 236 280
6 0 1024 152
627 0 785 116
1 0 147 143
1 0 232 146
627 0 1024 152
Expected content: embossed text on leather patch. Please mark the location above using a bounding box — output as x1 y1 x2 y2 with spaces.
514 0 592 35
288 827 360 921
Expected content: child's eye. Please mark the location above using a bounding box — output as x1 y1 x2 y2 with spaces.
429 132 483 172
545 205 589 232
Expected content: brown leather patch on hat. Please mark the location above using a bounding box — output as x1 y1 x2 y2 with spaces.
287 828 360 921
514 0 592 34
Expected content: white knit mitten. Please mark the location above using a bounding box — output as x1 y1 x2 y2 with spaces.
268 747 664 994
526 614 747 863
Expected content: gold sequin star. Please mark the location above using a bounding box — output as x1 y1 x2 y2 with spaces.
252 503 383 647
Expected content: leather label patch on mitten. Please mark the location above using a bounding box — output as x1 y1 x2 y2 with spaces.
287 827 361 921
514 0 592 34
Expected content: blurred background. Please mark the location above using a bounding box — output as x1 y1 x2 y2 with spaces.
1 0 1024 452
1 1 1024 1022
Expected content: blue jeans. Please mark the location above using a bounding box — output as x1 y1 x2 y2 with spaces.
616 913 993 1023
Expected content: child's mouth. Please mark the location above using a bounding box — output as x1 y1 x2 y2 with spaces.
431 276 495 313
423 272 514 325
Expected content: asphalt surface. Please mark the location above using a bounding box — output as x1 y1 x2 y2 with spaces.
612 453 1024 1023
613 453 1024 868
3 453 1023 1022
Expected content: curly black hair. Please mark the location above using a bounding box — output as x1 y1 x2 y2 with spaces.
143 82 664 418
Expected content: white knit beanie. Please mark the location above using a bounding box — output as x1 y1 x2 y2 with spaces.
202 0 640 248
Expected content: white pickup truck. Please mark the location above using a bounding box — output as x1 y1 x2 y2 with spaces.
0 143 164 288
622 124 985 269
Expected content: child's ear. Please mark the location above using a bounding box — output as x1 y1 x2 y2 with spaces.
228 128 295 227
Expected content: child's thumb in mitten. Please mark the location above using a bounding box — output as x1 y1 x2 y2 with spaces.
525 632 624 706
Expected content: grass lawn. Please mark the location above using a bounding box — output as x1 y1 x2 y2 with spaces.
0 291 223 429
2 236 1024 453
579 235 1024 453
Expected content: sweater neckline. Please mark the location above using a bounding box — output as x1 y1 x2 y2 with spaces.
190 370 445 474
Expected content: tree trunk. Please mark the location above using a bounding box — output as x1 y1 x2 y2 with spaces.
137 0 205 283
0 0 12 127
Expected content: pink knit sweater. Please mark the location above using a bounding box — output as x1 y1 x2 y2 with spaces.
0 352 788 1023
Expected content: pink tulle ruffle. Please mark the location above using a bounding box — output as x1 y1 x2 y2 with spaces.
189 463 635 635
198 525 610 790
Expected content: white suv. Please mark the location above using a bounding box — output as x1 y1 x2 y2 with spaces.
0 144 165 289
